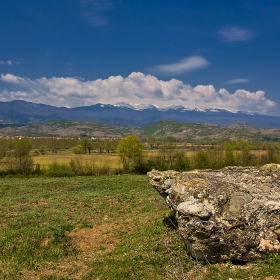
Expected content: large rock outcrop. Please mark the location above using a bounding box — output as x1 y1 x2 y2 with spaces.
147 164 280 263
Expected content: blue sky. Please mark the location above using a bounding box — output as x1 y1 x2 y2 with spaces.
0 0 280 115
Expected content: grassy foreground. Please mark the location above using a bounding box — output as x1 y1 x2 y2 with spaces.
0 176 280 280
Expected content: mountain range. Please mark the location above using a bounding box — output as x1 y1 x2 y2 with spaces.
0 100 280 128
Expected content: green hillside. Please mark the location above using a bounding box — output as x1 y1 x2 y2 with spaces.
1 120 280 142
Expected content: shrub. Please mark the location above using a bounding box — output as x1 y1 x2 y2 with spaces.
46 161 74 177
73 144 83 154
83 160 96 175
117 134 145 173
38 145 47 155
194 150 211 169
13 139 34 174
96 161 111 176
173 154 191 171
69 157 84 175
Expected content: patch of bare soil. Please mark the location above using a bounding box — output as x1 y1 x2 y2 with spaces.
68 223 119 254
20 260 89 280
40 237 51 247
20 221 120 279
19 199 162 279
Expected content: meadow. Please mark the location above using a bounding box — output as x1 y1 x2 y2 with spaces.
32 151 121 169
30 148 272 174
1 175 280 279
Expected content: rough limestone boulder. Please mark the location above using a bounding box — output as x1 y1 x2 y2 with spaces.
147 164 280 263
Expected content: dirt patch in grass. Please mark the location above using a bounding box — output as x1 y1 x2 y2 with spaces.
19 194 146 279
68 223 119 254
40 237 51 247
20 222 120 279
0 220 8 228
20 259 90 280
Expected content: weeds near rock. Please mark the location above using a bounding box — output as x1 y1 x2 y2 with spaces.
160 216 205 280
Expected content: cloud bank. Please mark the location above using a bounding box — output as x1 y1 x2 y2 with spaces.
0 72 277 115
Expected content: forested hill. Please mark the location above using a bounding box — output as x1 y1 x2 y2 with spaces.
0 120 280 142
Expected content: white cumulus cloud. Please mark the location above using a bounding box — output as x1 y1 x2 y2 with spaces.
153 56 209 74
218 27 255 42
0 72 277 115
0 60 13 65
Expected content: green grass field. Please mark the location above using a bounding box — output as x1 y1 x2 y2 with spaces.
0 176 280 279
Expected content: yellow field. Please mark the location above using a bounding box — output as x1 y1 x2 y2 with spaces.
33 150 197 169
32 152 121 169
32 149 272 169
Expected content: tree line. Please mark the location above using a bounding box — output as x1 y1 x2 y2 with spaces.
117 135 280 174
0 135 279 176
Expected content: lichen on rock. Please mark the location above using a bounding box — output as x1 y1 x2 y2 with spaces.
147 164 280 263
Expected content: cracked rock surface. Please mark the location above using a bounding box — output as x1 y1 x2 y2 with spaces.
147 164 280 263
